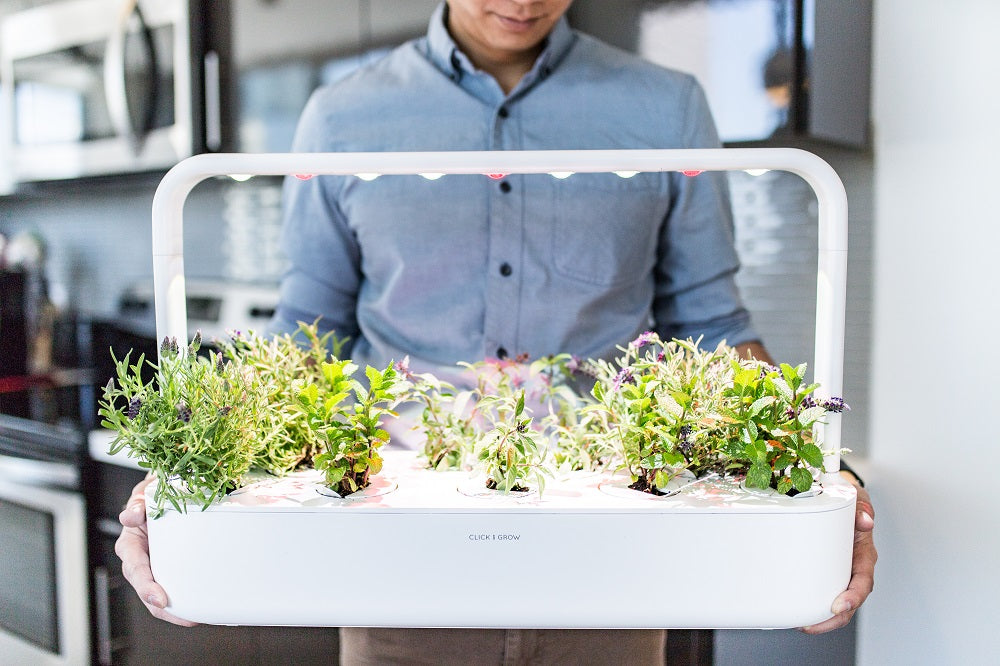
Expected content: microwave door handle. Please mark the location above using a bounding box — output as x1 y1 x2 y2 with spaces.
104 0 158 152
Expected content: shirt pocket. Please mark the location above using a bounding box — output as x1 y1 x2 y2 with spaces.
551 172 666 288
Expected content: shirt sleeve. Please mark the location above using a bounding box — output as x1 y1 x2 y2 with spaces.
652 76 761 350
267 89 363 353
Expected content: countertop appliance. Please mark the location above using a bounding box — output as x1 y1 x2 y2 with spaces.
113 278 278 344
0 416 90 665
138 148 852 629
0 0 226 184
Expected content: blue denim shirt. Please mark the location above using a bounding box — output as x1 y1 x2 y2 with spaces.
271 2 758 379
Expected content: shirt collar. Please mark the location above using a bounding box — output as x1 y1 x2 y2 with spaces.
425 1 576 92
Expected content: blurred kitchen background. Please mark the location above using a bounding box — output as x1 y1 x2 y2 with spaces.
2 0 996 664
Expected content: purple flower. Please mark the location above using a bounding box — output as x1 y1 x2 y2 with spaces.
677 425 693 454
127 396 142 420
160 336 179 356
758 363 780 378
176 401 191 423
630 331 657 348
823 397 848 413
566 355 582 374
612 368 636 391
394 356 413 379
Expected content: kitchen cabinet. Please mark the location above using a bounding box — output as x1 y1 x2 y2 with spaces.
229 0 439 153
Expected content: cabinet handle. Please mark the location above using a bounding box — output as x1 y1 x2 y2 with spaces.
204 50 222 151
94 566 113 666
104 0 159 153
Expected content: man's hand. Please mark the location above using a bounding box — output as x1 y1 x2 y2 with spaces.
115 476 198 627
801 474 877 634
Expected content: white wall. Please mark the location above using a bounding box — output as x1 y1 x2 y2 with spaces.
861 1 1000 663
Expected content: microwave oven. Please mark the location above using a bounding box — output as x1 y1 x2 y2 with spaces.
0 0 225 184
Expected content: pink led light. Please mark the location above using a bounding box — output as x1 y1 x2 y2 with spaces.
681 170 703 177
294 174 315 180
486 173 506 180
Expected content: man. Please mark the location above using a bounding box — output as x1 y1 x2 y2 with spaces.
117 1 875 663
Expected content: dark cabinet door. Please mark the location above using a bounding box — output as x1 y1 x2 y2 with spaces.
89 462 341 665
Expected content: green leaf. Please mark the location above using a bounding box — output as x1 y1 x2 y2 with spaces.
791 466 813 492
750 395 776 416
654 469 672 490
299 383 319 406
324 466 346 487
592 381 605 401
777 476 793 494
799 443 825 468
796 406 827 427
321 362 343 383
770 376 794 403
746 463 771 489
669 391 692 408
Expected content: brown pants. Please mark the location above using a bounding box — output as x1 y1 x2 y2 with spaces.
339 627 666 665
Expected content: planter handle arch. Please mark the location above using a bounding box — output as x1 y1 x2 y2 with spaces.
151 148 848 476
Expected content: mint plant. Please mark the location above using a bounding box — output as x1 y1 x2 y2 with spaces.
720 360 842 494
586 332 846 496
299 361 407 496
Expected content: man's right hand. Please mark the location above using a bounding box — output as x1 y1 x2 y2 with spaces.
115 475 198 627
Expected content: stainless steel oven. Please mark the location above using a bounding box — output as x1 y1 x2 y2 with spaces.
0 417 89 666
0 0 223 184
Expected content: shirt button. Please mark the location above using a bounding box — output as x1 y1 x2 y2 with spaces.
496 346 508 359
498 106 509 118
499 262 512 277
499 181 512 193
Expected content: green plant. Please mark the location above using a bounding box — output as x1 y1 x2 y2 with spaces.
220 322 346 474
395 358 478 471
99 334 269 515
587 333 846 495
530 355 617 474
299 361 407 496
475 389 549 493
720 359 840 494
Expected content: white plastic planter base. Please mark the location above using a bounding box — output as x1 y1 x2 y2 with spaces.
146 450 856 629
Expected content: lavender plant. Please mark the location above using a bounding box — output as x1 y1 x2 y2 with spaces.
99 333 269 515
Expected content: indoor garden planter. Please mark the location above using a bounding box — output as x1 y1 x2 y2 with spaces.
99 148 856 629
